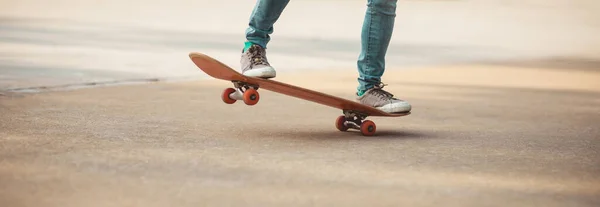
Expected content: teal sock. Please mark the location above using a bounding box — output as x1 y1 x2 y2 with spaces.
242 41 254 53
357 90 365 96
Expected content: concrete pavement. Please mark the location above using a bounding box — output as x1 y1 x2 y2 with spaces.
1 64 599 206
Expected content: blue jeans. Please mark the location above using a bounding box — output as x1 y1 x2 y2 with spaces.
245 0 397 94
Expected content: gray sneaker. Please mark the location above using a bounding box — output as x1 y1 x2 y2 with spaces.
356 83 411 113
240 44 276 78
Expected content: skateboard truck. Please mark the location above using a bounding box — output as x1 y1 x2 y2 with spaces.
222 80 260 105
336 109 377 136
232 80 259 91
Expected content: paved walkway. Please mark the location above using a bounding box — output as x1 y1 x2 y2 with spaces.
2 64 599 206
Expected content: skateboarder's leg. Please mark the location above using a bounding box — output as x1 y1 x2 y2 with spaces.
355 0 411 113
356 0 395 93
245 0 290 50
240 0 290 78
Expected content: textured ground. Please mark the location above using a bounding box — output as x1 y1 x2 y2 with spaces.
2 65 600 206
1 0 600 206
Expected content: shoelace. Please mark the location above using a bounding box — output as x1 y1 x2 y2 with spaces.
248 46 268 66
371 82 397 100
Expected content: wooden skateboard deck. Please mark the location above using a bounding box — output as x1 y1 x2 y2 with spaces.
188 52 409 136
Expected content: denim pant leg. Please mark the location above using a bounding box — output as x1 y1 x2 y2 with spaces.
245 0 291 49
356 0 397 93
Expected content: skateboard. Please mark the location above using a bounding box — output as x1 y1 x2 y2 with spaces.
188 52 410 136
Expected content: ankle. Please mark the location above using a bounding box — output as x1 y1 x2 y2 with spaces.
242 41 255 53
357 89 366 96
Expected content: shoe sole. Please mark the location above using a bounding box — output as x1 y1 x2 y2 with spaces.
376 103 412 113
243 67 276 79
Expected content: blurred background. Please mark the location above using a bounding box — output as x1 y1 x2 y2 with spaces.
1 0 599 91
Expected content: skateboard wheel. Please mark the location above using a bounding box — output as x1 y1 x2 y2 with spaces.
222 88 237 104
335 116 348 131
360 120 376 136
243 88 259 105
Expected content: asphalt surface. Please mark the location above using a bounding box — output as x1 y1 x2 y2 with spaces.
2 66 600 206
1 0 600 206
